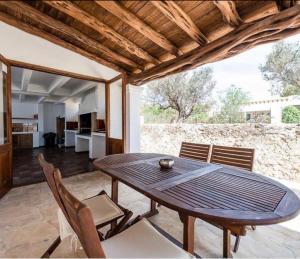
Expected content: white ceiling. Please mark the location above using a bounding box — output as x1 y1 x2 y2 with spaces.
12 67 98 104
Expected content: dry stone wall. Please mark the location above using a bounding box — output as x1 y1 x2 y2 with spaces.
141 123 300 182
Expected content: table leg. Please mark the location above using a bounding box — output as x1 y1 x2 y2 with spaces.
223 228 232 258
151 199 158 213
179 213 196 254
111 178 119 229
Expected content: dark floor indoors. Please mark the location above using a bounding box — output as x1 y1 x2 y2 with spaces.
13 147 94 187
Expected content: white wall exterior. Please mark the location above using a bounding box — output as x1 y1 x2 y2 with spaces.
126 85 142 153
0 22 119 80
243 95 300 124
109 80 122 139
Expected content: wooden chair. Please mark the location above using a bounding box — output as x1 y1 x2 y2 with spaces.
37 153 132 257
179 142 211 162
53 168 193 258
209 145 255 253
210 145 255 171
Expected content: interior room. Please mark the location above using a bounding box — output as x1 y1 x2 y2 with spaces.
11 66 106 186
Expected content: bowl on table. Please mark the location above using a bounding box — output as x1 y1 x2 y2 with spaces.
159 158 174 169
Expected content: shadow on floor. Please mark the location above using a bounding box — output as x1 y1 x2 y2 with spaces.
13 147 94 187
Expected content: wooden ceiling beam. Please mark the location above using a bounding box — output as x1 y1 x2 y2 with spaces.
129 5 300 85
0 10 126 74
44 1 160 65
95 1 181 57
213 1 243 27
276 0 298 11
0 2 142 73
150 1 208 46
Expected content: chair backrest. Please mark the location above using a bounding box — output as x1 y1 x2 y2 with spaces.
179 142 211 162
54 169 105 258
37 153 69 219
210 145 255 171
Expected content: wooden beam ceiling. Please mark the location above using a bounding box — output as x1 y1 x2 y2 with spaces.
128 5 300 85
44 1 160 66
0 10 125 74
0 1 142 73
95 1 181 57
276 0 298 11
213 1 243 27
150 1 208 46
0 1 299 87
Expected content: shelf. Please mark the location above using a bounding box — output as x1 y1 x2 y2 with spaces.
12 118 38 121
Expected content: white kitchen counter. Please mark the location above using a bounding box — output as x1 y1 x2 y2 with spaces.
65 130 79 147
91 132 106 137
75 132 106 159
64 130 79 133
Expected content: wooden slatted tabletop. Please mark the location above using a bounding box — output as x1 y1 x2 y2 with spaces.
94 153 300 257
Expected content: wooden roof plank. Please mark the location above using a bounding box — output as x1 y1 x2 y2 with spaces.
95 1 181 57
0 1 143 72
0 10 126 74
44 0 160 65
150 1 208 46
213 1 243 27
129 5 300 85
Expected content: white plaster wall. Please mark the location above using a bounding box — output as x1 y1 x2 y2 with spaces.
126 85 142 152
43 103 65 133
0 22 119 80
109 80 122 139
65 99 79 122
96 84 105 120
79 83 105 116
12 100 38 118
38 103 44 146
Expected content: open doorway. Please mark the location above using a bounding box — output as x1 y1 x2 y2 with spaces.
11 65 106 186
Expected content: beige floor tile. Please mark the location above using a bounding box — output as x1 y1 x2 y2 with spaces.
0 170 299 258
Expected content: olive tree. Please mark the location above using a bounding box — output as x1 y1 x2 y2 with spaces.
144 67 216 122
260 41 300 97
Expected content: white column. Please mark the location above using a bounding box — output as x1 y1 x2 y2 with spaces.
126 85 142 153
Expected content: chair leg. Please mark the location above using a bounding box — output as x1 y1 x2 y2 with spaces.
41 236 61 258
251 225 256 231
233 235 241 253
105 210 133 239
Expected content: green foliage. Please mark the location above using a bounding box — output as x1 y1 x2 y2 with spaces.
186 104 210 123
260 41 300 97
141 104 210 124
282 106 300 123
144 67 215 122
212 85 250 123
141 104 177 123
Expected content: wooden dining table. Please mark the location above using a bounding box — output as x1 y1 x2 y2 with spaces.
93 153 300 257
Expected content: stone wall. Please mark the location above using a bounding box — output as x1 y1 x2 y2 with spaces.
141 123 300 182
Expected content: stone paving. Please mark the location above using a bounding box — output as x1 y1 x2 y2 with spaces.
0 171 300 258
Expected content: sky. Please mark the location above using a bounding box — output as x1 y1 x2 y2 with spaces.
202 33 300 101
